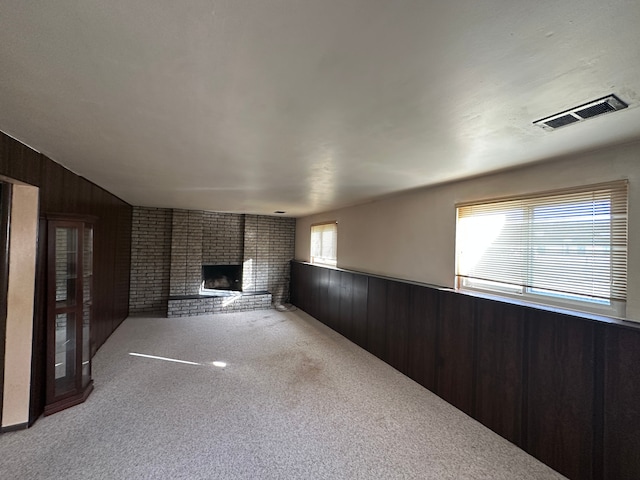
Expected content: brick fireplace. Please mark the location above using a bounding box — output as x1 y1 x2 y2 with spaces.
129 207 295 316
201 264 242 292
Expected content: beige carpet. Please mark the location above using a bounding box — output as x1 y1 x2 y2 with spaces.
0 309 566 479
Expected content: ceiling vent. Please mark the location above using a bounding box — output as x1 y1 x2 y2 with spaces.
534 94 628 131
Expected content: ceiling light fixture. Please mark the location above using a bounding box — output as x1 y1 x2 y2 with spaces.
534 94 628 131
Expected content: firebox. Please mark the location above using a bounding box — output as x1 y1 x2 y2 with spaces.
201 264 242 293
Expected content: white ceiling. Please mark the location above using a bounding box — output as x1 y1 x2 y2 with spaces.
1 1 640 217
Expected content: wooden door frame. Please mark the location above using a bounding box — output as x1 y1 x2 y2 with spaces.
0 182 13 428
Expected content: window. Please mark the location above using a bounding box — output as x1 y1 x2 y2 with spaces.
310 222 337 266
455 181 628 315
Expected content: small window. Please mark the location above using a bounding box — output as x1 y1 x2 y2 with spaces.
310 222 337 267
455 181 628 316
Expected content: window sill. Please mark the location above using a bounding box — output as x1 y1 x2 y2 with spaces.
455 287 639 329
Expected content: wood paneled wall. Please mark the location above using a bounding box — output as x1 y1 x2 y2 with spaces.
290 261 640 480
0 131 132 423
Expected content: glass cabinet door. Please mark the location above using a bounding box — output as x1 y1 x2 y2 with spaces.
53 226 78 397
46 218 94 415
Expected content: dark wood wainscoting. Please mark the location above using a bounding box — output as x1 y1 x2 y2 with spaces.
436 291 475 416
474 298 525 448
603 327 640 479
290 261 640 480
0 131 132 424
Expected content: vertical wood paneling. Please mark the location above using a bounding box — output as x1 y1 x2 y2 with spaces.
339 271 354 340
94 186 120 351
288 261 640 480
115 200 132 323
316 266 330 326
307 265 318 315
526 310 595 480
4 137 26 182
436 291 475 415
0 133 8 173
351 273 368 349
289 261 301 307
90 186 107 353
0 132 132 423
328 269 341 332
300 264 312 314
474 298 525 446
386 281 409 374
61 168 80 213
40 158 65 213
307 264 320 319
22 147 42 186
0 133 43 185
603 326 640 480
77 178 93 215
367 277 388 362
407 284 438 391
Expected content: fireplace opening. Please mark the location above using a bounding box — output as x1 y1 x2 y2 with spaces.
201 264 242 294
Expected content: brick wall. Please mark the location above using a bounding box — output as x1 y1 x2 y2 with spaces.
129 207 172 314
268 216 296 305
169 210 203 296
242 215 259 291
241 215 295 305
202 212 244 264
129 207 295 314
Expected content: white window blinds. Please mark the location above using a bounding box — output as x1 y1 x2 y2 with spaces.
310 222 337 266
456 181 628 306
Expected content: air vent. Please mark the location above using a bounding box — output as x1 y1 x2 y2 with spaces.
534 94 628 131
545 114 580 129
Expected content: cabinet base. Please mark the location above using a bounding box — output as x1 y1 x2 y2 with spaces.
44 381 94 416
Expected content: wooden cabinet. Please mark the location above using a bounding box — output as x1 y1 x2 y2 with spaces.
45 217 94 415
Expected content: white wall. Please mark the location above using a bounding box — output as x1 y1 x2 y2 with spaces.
295 139 640 320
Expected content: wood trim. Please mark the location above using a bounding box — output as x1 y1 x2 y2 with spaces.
0 421 29 433
45 213 97 223
29 217 47 426
0 182 12 429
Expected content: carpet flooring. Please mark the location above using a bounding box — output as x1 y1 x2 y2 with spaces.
0 309 566 479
